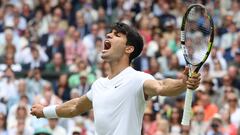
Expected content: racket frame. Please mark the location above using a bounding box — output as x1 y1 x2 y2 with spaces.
180 4 214 126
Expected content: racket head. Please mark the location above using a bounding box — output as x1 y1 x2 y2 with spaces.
180 4 214 72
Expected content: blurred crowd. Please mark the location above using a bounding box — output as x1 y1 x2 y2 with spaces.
0 0 239 135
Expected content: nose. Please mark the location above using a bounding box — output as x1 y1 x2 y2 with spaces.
106 33 112 39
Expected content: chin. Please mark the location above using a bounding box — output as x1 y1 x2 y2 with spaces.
101 55 108 61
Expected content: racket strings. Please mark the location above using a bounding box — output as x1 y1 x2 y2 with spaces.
185 7 211 65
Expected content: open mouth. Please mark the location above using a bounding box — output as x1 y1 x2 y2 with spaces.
104 40 111 50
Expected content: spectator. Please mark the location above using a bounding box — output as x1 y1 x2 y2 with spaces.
154 118 170 135
82 23 99 64
62 1 75 26
34 81 62 106
190 105 209 135
7 103 32 130
0 28 17 59
0 113 7 135
68 60 95 88
40 22 58 49
53 74 70 101
227 92 240 128
46 118 67 135
0 67 17 104
201 78 221 105
64 30 88 65
227 66 240 90
45 52 68 73
71 127 82 135
17 44 48 70
78 71 91 96
46 34 65 60
8 118 34 135
0 8 4 33
80 0 98 27
26 68 47 97
33 128 52 135
169 107 181 135
199 93 219 121
0 53 22 72
7 79 30 108
205 114 226 135
75 10 89 39
229 49 240 69
220 107 238 135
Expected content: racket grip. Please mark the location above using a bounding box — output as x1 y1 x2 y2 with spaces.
181 89 194 126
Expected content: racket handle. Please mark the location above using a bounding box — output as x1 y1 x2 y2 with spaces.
181 89 194 126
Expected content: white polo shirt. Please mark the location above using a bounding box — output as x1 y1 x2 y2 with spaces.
87 67 155 135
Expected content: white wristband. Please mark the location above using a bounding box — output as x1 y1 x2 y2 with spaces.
43 105 58 118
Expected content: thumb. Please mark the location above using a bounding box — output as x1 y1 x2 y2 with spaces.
182 66 189 76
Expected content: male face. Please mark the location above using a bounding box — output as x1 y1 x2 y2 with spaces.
101 29 134 63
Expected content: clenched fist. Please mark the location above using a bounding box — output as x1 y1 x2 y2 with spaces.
179 67 201 90
30 104 45 118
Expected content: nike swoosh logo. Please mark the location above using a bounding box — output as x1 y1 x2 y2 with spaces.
114 84 121 88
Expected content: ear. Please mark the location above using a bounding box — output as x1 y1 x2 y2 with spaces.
125 46 134 54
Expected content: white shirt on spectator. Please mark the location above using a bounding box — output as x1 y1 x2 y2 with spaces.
15 45 48 64
230 108 240 128
220 32 238 50
47 126 67 135
0 78 18 102
83 34 97 63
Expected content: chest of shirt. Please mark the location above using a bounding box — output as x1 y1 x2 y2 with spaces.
93 78 135 109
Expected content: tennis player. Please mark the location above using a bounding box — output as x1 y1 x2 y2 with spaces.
31 22 200 135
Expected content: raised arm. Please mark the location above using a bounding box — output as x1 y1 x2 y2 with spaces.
30 95 92 118
143 67 200 97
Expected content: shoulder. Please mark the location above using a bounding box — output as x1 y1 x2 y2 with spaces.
91 77 105 87
132 69 155 80
125 68 155 86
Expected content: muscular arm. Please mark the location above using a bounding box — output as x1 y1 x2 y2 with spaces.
31 95 92 118
56 95 92 118
144 67 200 97
144 79 187 97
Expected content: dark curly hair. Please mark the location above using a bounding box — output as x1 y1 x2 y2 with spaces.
110 22 144 63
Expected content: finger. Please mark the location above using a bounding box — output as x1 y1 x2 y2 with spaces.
191 73 201 78
188 77 201 83
187 81 200 87
187 84 199 90
182 66 189 75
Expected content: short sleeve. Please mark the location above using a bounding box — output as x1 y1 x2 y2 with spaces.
136 72 155 102
86 89 93 101
139 72 155 86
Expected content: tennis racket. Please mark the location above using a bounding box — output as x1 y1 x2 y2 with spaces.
180 4 214 126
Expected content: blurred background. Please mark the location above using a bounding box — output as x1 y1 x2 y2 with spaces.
0 0 239 135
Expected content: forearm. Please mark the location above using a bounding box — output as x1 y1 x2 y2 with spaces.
55 95 92 118
31 95 92 119
56 98 80 118
158 78 186 96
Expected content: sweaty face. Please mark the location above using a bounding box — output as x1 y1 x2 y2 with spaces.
101 30 128 62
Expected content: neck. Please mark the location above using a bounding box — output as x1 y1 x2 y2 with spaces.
108 60 130 79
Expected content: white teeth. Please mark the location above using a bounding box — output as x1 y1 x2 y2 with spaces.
104 40 111 50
